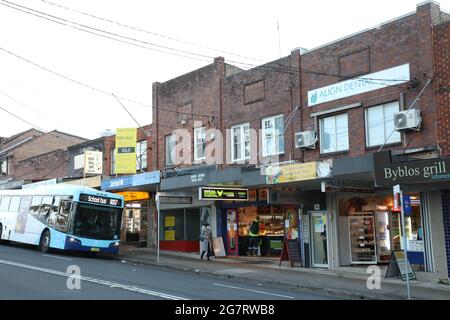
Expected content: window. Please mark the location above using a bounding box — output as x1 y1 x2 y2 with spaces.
365 101 401 147
165 134 176 166
0 159 7 175
0 196 11 211
231 123 250 162
320 113 349 154
30 197 42 218
9 197 21 212
55 199 71 233
194 127 206 162
37 196 53 223
110 148 116 175
136 140 147 170
262 115 284 157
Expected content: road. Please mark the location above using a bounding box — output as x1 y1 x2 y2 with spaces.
0 242 338 300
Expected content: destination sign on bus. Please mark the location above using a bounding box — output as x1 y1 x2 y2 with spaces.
79 194 122 207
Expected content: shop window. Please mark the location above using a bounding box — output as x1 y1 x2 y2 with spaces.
161 210 185 241
185 208 201 241
165 134 176 166
136 140 147 171
262 115 284 157
320 113 349 154
194 127 206 163
365 101 400 147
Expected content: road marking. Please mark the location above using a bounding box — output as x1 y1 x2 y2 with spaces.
42 254 73 261
213 283 295 299
0 258 188 300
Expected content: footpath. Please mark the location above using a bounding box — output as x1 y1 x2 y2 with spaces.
114 245 450 300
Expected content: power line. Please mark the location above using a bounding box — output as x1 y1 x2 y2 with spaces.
0 104 47 132
39 0 265 64
0 46 152 108
1 0 410 85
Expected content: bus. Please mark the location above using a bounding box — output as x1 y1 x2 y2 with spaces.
0 184 124 254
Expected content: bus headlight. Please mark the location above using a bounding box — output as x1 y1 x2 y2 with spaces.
113 241 120 246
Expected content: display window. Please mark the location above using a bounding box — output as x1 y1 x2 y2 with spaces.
234 205 298 257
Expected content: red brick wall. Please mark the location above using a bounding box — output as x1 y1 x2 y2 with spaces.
13 149 69 181
434 20 450 156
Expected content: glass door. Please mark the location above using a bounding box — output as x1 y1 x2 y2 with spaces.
310 211 328 268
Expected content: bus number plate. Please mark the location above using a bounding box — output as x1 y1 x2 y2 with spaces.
90 248 100 252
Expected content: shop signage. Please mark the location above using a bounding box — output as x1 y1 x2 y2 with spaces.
116 191 150 202
101 171 160 191
84 150 103 175
199 187 248 201
268 190 303 205
385 251 417 281
279 239 301 267
79 194 122 207
158 196 192 204
115 128 137 174
374 151 450 186
403 195 412 216
266 162 317 185
307 64 410 106
321 180 374 193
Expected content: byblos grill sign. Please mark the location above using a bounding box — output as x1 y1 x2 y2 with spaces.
373 152 450 186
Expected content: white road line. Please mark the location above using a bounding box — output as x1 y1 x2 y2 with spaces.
42 254 73 261
213 283 295 299
0 258 188 300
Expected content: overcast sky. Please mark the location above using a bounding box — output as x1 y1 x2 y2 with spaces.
0 0 449 140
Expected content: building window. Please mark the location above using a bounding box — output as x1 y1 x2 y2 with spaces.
0 159 7 175
194 127 206 163
262 115 284 157
231 123 250 162
365 101 401 147
110 148 116 175
165 134 176 166
136 140 147 171
320 113 349 154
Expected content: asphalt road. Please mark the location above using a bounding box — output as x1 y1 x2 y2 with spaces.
0 242 337 300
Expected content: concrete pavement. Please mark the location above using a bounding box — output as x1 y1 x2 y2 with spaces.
114 245 450 300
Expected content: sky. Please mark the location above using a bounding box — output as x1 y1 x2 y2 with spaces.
0 0 449 140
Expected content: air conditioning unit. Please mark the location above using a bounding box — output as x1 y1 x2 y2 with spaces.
394 109 421 131
295 131 317 149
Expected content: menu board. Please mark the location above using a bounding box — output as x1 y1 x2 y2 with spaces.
348 213 377 264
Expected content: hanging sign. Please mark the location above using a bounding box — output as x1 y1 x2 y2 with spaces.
385 251 417 281
199 187 248 201
115 128 137 174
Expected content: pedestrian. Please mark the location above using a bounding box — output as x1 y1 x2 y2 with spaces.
200 223 214 260
247 216 260 256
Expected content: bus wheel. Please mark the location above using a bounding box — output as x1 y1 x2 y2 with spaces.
39 230 51 253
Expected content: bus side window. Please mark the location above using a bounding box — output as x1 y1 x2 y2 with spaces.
55 200 71 233
38 196 53 224
30 197 42 219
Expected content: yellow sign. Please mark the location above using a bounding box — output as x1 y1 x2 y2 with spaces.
164 230 175 240
116 191 150 202
115 128 137 174
266 162 317 184
165 216 175 227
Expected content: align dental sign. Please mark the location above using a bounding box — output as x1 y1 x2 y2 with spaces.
374 153 450 186
199 187 248 201
307 64 410 106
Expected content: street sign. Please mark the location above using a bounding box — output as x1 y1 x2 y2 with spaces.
385 251 417 281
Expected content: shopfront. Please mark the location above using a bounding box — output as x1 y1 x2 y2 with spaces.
101 171 160 247
219 188 299 257
158 190 215 252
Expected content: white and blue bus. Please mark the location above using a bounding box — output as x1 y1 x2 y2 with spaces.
0 185 124 254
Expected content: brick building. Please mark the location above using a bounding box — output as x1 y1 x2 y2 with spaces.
0 129 86 189
148 1 450 282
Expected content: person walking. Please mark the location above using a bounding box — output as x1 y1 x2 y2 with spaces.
200 223 214 260
247 216 260 256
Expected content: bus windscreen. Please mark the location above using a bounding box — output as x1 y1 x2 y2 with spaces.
72 203 122 240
